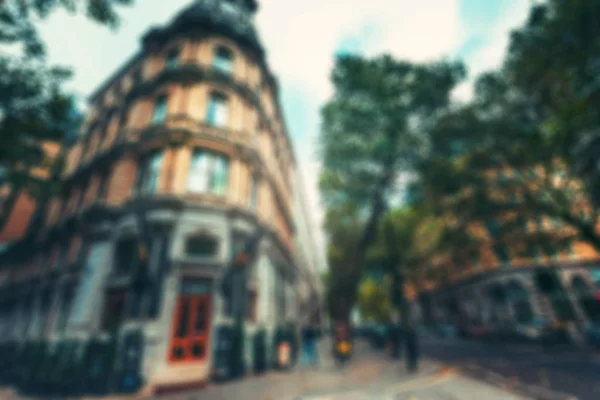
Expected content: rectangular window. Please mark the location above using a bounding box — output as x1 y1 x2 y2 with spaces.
185 236 219 258
114 238 138 276
249 175 258 210
101 288 128 331
187 151 229 195
40 288 54 336
55 286 74 333
68 242 111 329
98 171 110 201
139 152 163 195
165 49 179 70
206 93 228 127
151 96 168 124
213 47 233 75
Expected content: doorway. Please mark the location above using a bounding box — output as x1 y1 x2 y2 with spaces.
168 278 213 364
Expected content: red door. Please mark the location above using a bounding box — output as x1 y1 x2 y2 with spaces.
168 294 212 364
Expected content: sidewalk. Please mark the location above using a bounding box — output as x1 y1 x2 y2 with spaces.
159 338 531 400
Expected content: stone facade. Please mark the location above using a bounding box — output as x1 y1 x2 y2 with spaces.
0 0 321 393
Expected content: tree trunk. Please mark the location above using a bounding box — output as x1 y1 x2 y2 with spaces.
330 186 388 324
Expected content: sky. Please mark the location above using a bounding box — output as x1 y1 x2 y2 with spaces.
36 0 533 269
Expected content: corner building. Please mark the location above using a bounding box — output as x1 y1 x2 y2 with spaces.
0 0 320 392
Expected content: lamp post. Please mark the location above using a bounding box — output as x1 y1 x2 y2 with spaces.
221 228 265 378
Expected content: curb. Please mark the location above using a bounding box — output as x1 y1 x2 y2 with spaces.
459 364 578 400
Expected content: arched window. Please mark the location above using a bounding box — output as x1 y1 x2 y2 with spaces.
506 281 534 323
572 276 600 321
213 46 233 74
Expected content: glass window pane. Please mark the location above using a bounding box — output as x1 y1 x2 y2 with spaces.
249 175 257 209
142 152 163 194
211 156 229 195
176 299 190 338
213 47 233 74
69 242 111 328
55 287 74 333
165 49 179 70
152 96 168 124
188 152 209 193
194 301 207 334
207 94 228 127
215 98 228 127
185 236 218 257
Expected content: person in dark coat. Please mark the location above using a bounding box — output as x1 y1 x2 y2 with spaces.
403 305 419 372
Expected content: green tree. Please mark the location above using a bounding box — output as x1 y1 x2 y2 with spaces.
319 54 465 322
0 0 133 230
323 203 364 323
357 279 391 323
416 14 600 260
0 0 133 190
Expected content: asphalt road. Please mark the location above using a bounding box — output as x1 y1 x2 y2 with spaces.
419 335 600 400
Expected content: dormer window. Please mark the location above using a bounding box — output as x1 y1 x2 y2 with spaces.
165 48 179 70
213 46 233 75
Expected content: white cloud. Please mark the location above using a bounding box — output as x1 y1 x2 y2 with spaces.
34 0 531 271
258 0 464 262
452 0 531 102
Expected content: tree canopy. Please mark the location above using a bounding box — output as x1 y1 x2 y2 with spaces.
0 0 133 193
0 0 133 231
319 54 465 321
321 0 600 322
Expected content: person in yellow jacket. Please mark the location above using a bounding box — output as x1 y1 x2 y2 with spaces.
333 322 352 367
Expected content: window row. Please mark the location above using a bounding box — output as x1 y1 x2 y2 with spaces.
0 280 76 340
138 149 259 206
91 43 237 116
52 149 264 228
151 91 229 127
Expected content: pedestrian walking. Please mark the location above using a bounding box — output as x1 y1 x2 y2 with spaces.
403 304 419 372
332 322 351 368
301 324 319 366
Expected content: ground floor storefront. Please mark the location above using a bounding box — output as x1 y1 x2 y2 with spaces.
0 206 318 396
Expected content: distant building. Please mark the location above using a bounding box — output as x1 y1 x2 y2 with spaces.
0 141 62 246
414 166 600 338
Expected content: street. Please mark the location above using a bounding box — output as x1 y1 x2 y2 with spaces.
159 338 531 400
421 335 600 400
